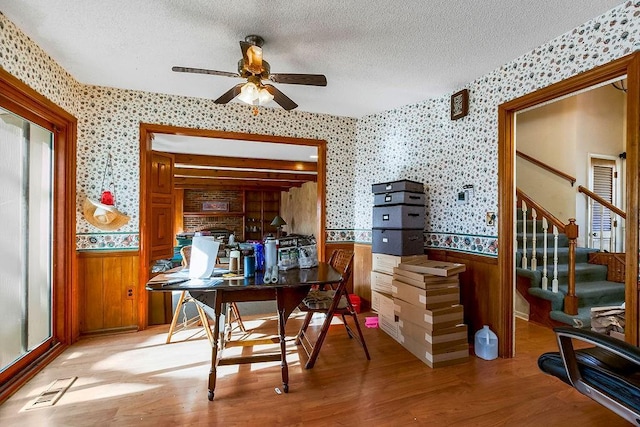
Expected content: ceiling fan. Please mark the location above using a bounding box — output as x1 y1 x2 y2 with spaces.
172 35 327 111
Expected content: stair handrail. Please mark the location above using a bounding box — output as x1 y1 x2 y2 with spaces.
516 188 578 316
516 188 566 233
577 185 626 219
516 150 577 186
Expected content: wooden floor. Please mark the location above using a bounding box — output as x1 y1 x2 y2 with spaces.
0 315 628 426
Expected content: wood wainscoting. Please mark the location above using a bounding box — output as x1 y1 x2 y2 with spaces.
426 249 502 355
353 243 372 311
77 251 140 335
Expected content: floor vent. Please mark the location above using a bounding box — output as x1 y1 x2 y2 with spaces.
24 377 77 410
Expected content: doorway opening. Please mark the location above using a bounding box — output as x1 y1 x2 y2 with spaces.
513 79 627 345
138 123 326 328
498 52 640 356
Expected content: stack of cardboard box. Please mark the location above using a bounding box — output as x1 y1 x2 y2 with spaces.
371 253 428 340
370 179 427 339
392 258 469 368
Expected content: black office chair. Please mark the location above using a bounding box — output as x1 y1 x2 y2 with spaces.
538 327 640 424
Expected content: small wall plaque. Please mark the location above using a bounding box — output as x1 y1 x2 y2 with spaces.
202 201 229 211
451 89 469 120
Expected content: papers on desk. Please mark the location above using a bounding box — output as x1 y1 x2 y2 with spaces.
162 278 223 288
166 267 229 279
189 236 220 278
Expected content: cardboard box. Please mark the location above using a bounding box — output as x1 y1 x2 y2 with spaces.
371 290 394 319
399 335 469 368
372 229 424 256
372 179 424 194
372 253 428 275
393 268 459 289
373 191 425 207
371 270 394 294
392 279 460 310
372 204 425 229
397 321 468 353
378 313 399 341
394 298 464 331
396 259 466 277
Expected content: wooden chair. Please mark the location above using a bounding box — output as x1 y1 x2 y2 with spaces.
295 249 370 369
166 246 245 345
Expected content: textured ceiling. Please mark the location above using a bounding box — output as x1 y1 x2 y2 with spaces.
0 1 624 117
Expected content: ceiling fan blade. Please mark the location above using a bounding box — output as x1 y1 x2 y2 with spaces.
240 41 263 74
214 84 244 104
268 73 327 86
172 66 240 78
264 84 298 111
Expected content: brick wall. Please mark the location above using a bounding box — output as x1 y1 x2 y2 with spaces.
183 189 244 236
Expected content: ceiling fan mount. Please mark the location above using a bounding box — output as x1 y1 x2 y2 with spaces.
172 34 327 111
243 34 264 48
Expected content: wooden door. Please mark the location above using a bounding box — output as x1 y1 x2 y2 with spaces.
150 151 175 260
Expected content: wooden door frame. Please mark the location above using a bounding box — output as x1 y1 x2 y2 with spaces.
498 52 640 356
138 123 327 329
0 68 77 400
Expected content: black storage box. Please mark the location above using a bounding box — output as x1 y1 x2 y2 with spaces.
372 179 424 195
372 205 425 229
372 229 424 256
373 191 425 207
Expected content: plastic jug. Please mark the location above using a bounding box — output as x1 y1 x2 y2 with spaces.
474 325 498 360
264 238 278 269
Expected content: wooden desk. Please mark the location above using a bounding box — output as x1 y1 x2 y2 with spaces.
146 263 342 400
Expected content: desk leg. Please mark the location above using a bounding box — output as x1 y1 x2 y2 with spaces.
275 289 289 393
208 292 222 401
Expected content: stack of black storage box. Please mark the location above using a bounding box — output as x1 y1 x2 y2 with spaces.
371 180 425 255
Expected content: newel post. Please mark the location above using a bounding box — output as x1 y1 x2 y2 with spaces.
564 218 579 315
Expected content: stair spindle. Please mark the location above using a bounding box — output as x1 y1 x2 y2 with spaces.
541 217 548 290
611 214 617 253
599 204 605 252
521 201 528 269
531 208 537 270
552 225 559 293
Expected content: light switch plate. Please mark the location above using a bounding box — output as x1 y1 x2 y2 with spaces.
486 212 496 226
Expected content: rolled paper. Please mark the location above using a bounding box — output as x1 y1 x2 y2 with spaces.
270 265 279 283
263 268 272 283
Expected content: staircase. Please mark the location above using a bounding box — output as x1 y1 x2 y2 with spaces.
515 214 625 328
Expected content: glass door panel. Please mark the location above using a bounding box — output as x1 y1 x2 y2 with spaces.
0 107 53 373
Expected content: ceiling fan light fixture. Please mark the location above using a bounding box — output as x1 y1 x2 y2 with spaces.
237 80 273 106
237 81 259 104
258 87 274 104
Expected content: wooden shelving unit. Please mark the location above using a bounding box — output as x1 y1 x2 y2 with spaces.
244 190 281 241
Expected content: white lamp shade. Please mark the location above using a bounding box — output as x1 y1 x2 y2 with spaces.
258 88 274 104
237 82 259 104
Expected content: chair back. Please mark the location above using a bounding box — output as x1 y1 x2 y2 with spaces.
180 245 192 267
328 249 354 288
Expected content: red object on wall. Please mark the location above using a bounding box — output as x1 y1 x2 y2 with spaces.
100 190 114 205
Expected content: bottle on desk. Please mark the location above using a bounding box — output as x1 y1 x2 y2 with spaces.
229 250 240 272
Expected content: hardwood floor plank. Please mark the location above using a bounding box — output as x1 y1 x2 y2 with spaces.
0 316 629 426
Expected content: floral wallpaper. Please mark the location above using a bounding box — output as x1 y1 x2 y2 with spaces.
2 2 639 255
73 87 356 245
352 1 639 256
